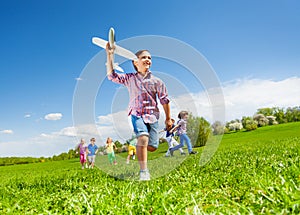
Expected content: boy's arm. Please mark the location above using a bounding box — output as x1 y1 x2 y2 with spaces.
159 128 166 133
169 124 180 133
106 43 114 75
162 103 172 131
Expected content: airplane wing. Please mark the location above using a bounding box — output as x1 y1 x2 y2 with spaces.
92 37 137 61
92 37 107 49
114 45 137 61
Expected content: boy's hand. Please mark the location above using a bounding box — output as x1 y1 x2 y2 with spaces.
106 42 115 55
165 119 172 131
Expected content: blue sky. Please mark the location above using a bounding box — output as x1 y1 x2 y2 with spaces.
0 0 299 157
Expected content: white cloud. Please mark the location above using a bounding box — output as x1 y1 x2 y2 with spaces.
222 77 300 121
24 114 31 118
75 77 83 81
59 127 77 137
44 113 62 121
0 130 14 134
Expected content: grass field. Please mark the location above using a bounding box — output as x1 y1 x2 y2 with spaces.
0 122 300 214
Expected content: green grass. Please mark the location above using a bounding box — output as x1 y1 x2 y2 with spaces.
1 122 300 214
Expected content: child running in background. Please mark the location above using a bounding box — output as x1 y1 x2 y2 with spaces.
87 138 99 169
106 44 172 181
76 138 88 169
105 137 118 165
160 119 185 156
169 111 198 156
126 136 137 164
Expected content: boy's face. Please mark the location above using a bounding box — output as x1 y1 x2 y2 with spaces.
183 114 188 120
134 51 152 72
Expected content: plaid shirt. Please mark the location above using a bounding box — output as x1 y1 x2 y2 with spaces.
108 70 170 123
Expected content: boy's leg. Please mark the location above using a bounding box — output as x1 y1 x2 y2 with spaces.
137 135 149 171
182 134 193 153
171 138 185 153
131 115 151 180
91 155 95 168
147 122 159 152
165 137 172 156
169 137 184 153
131 115 150 170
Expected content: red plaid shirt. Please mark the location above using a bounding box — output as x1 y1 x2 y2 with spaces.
108 71 170 123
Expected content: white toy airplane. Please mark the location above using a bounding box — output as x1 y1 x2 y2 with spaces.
92 27 137 72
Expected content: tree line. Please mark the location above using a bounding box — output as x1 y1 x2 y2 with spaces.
213 106 300 134
1 106 299 166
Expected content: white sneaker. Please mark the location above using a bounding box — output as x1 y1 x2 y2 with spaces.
165 149 170 157
139 169 150 181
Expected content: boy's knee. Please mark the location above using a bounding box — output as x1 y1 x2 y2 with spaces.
147 145 157 152
137 135 148 147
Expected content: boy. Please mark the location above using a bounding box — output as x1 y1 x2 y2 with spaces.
160 119 186 156
169 111 198 155
87 138 99 169
106 44 172 180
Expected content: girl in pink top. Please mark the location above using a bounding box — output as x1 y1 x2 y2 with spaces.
76 138 88 169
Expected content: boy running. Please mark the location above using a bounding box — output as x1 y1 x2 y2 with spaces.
169 111 198 156
106 44 172 181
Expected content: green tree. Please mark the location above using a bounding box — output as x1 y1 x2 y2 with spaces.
67 149 76 159
285 106 300 122
212 121 224 135
114 140 122 147
273 107 285 124
257 107 274 116
187 113 211 147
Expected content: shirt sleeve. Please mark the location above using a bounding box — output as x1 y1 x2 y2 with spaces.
178 120 184 127
107 70 128 85
157 80 170 105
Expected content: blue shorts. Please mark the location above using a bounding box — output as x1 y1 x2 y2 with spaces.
131 115 159 149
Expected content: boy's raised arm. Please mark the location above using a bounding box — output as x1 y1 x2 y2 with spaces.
106 43 114 75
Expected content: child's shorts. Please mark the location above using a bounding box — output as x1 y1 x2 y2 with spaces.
131 115 159 149
88 155 96 163
128 145 136 155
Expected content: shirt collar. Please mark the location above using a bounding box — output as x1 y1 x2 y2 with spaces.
137 70 151 79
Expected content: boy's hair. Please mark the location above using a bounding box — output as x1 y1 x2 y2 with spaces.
90 137 95 141
132 50 150 72
178 111 188 119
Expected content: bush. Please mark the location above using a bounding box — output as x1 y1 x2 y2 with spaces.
244 119 258 131
228 121 243 132
266 115 278 125
253 114 269 127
